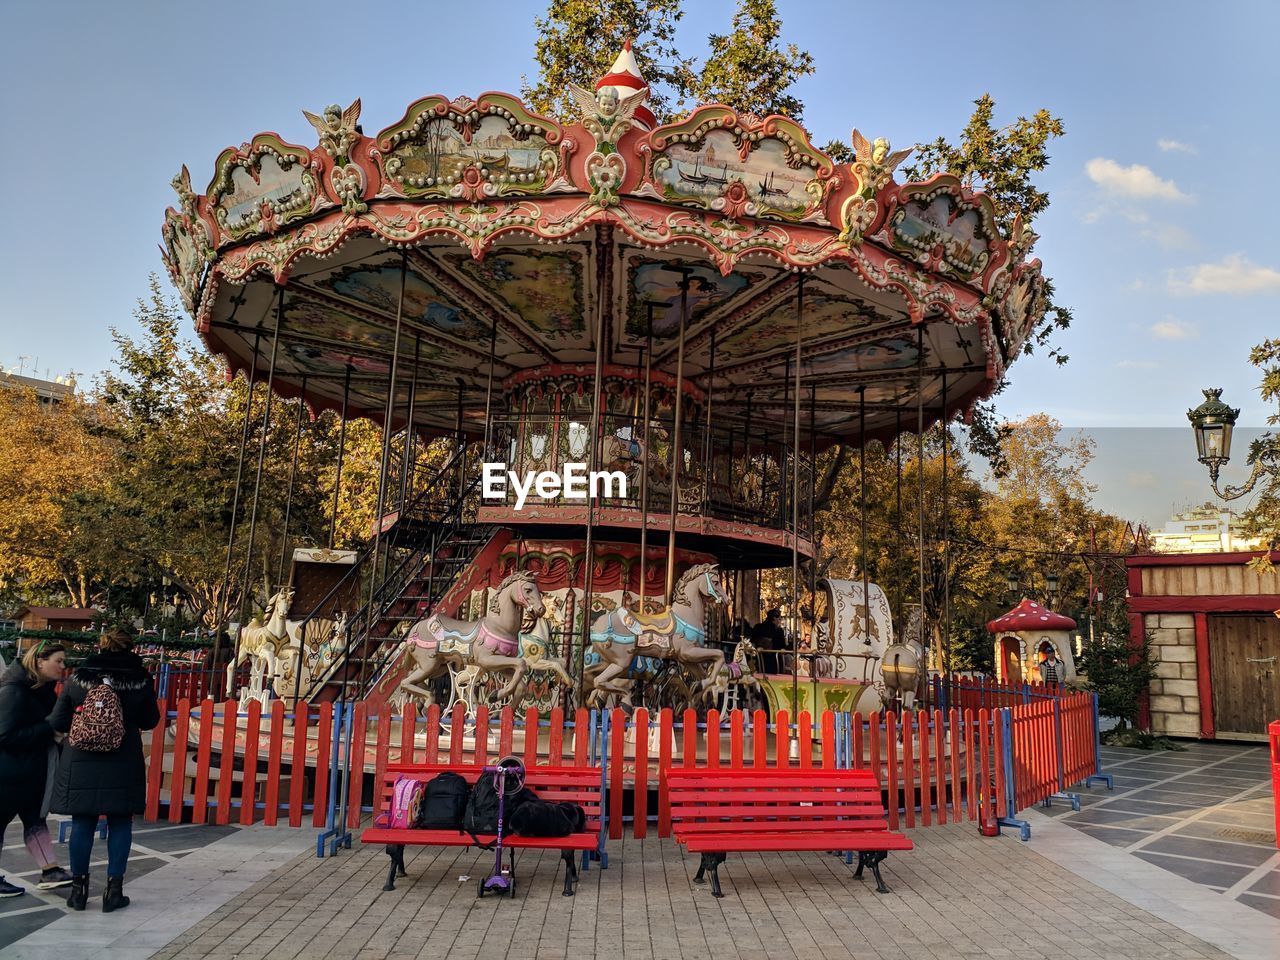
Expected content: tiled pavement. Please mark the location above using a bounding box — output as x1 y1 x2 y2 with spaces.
1041 741 1279 920
0 819 239 951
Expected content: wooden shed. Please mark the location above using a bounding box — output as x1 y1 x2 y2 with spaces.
1127 551 1280 741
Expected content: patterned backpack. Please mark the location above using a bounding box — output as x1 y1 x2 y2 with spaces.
376 776 426 829
68 681 126 752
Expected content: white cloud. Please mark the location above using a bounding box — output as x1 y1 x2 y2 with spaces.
1127 279 1147 292
1127 471 1158 489
1115 359 1159 369
1157 138 1196 154
1168 254 1280 295
1085 157 1189 201
1150 318 1197 340
1142 223 1193 250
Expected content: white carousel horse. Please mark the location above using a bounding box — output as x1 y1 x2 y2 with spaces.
717 634 762 713
881 605 925 710
585 563 727 707
398 571 547 706
227 587 294 698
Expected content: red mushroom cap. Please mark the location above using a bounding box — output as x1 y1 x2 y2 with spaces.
986 598 1076 633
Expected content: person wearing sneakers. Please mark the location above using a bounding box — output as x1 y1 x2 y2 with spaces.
0 641 76 897
50 629 159 912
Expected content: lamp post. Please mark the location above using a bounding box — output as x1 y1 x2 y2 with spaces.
1188 387 1279 500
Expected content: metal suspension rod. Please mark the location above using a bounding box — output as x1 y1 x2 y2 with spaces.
860 386 871 647
808 383 817 642
581 226 612 701
894 405 903 629
481 313 498 459
941 367 950 673
790 275 804 711
329 365 352 549
277 375 308 584
665 268 692 603
703 328 716 510
214 328 261 672
231 290 284 694
916 325 926 669
639 302 655 609
398 337 420 511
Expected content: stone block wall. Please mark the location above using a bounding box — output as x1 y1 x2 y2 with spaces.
1145 613 1201 736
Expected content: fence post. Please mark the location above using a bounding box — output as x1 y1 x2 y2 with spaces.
1040 697 1082 811
1085 692 1114 790
997 708 1030 841
316 702 350 858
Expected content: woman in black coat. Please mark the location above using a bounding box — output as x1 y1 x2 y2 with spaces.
0 641 74 897
50 630 160 912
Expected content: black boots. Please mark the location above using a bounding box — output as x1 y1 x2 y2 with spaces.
102 876 130 913
66 875 88 911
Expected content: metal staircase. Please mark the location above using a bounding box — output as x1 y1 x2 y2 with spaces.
293 448 494 703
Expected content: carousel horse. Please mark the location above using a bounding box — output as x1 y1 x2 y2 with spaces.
398 571 547 706
585 563 727 707
880 606 925 710
717 634 763 713
275 611 348 698
227 587 294 698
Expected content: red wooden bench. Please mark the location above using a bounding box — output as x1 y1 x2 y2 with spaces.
361 762 604 897
665 767 913 897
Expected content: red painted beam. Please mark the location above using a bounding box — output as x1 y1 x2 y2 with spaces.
1193 613 1214 739
1129 595 1280 614
1126 550 1280 568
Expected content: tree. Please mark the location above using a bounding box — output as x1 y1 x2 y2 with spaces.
524 0 695 123
691 0 814 119
1240 338 1280 555
1079 630 1156 732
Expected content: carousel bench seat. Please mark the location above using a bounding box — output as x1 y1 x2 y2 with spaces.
361 762 605 897
665 767 912 897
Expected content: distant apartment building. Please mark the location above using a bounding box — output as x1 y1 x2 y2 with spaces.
1 371 75 406
1148 502 1262 554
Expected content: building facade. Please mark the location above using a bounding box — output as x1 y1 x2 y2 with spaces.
1149 503 1261 554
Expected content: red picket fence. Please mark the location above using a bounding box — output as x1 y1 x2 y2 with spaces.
935 675 1062 711
143 694 1101 840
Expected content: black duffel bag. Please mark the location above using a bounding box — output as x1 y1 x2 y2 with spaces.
509 799 588 838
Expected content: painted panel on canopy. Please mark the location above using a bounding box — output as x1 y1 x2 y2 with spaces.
890 194 993 278
310 255 492 341
622 257 763 342
655 130 821 221
714 282 899 362
440 248 587 344
283 299 401 354
214 154 315 241
747 336 921 383
383 111 560 198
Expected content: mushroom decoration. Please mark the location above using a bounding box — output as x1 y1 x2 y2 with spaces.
987 599 1078 685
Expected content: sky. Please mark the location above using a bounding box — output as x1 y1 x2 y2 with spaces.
2 0 1277 527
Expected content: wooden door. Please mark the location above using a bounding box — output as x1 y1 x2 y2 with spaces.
1207 615 1280 737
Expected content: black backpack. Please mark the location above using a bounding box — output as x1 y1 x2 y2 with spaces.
510 800 588 838
463 774 535 835
416 772 470 830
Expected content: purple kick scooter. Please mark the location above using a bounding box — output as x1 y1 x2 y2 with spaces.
477 756 525 898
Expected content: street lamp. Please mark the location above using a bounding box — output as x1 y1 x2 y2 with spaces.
1188 387 1279 500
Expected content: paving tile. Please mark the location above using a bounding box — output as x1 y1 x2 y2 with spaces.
1236 894 1280 920
1132 851 1253 888
1244 871 1280 898
1141 836 1278 868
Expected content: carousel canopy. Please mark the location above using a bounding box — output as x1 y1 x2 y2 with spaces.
986 599 1076 634
160 45 1047 446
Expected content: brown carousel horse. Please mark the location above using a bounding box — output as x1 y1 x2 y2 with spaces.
584 563 727 707
399 571 547 706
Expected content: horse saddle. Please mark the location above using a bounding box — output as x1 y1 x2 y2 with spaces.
619 608 678 651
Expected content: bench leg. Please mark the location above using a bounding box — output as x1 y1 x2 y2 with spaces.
854 851 891 894
383 844 406 892
560 849 579 897
694 852 727 898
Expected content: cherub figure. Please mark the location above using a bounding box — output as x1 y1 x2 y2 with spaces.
850 128 913 193
567 83 650 148
303 99 362 163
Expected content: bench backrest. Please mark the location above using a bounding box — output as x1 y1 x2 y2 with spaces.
378 762 604 832
665 768 888 826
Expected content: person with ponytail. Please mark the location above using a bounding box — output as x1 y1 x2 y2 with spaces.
0 640 75 897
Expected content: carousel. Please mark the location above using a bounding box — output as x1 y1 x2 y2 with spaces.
160 42 1047 724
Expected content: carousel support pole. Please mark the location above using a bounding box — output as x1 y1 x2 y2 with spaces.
363 255 407 696
580 225 613 704
214 328 261 675
481 314 498 460
790 275 805 712
665 268 693 604
638 303 655 610
894 405 903 632
329 365 352 549
915 325 927 690
808 384 817 643
233 288 285 693
278 376 308 585
703 329 716 511
455 381 466 501
398 337 421 511
860 387 871 647
780 355 790 529
941 368 951 674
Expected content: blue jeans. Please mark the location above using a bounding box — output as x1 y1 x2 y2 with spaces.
69 815 132 877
